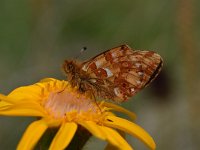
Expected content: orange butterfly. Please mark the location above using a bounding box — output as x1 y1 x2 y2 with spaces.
63 44 163 102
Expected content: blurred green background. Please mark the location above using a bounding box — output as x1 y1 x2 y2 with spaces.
0 0 199 149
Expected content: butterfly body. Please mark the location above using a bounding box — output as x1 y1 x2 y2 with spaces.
63 60 116 99
63 60 89 92
63 44 163 102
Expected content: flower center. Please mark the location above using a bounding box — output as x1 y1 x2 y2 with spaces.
44 89 100 119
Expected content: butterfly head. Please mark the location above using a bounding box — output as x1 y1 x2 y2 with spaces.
63 60 79 74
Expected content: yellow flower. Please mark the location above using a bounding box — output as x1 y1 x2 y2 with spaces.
0 78 156 150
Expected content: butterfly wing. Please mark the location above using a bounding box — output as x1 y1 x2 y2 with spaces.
81 44 163 102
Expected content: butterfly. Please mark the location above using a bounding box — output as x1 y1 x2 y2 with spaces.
63 44 163 102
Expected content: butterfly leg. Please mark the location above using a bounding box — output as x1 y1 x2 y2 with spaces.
57 85 67 93
90 91 102 113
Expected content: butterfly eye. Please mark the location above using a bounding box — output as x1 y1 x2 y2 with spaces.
63 62 75 73
68 64 72 70
66 63 74 72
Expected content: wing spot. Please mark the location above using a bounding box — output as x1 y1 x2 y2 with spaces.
131 87 135 92
111 52 117 58
122 82 129 88
94 68 108 78
122 61 132 68
135 63 141 68
130 87 136 95
103 68 113 77
82 65 87 71
89 62 97 71
114 87 121 97
90 79 97 83
138 72 143 76
105 53 113 62
95 60 102 68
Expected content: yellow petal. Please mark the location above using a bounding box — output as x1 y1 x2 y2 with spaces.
17 119 48 150
101 102 136 121
37 78 67 91
0 95 12 109
0 102 11 109
105 129 131 150
49 122 77 150
0 94 45 116
7 78 66 103
8 85 42 102
104 116 156 150
101 126 133 150
0 109 44 116
39 78 58 83
80 121 132 150
0 94 15 104
0 102 46 117
79 121 106 140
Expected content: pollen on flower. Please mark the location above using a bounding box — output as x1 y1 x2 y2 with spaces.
43 85 101 119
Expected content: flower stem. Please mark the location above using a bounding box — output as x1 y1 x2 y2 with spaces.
66 126 92 150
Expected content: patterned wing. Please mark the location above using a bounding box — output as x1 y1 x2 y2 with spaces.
81 44 163 102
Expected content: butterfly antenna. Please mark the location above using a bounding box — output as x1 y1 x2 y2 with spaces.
74 46 87 59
